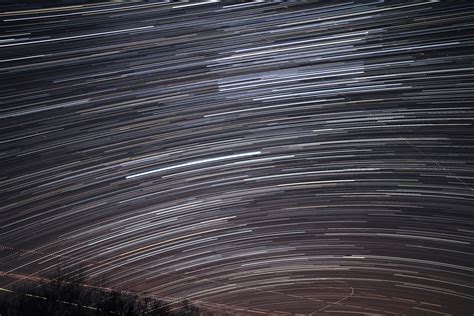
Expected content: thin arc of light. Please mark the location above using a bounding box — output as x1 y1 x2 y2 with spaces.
126 151 262 179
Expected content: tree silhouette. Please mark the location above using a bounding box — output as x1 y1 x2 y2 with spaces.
0 267 200 316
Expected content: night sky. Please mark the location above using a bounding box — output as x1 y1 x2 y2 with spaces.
1 1 474 315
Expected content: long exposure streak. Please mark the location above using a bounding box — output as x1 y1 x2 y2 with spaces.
1 1 473 315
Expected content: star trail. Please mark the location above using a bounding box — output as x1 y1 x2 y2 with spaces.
1 0 474 315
